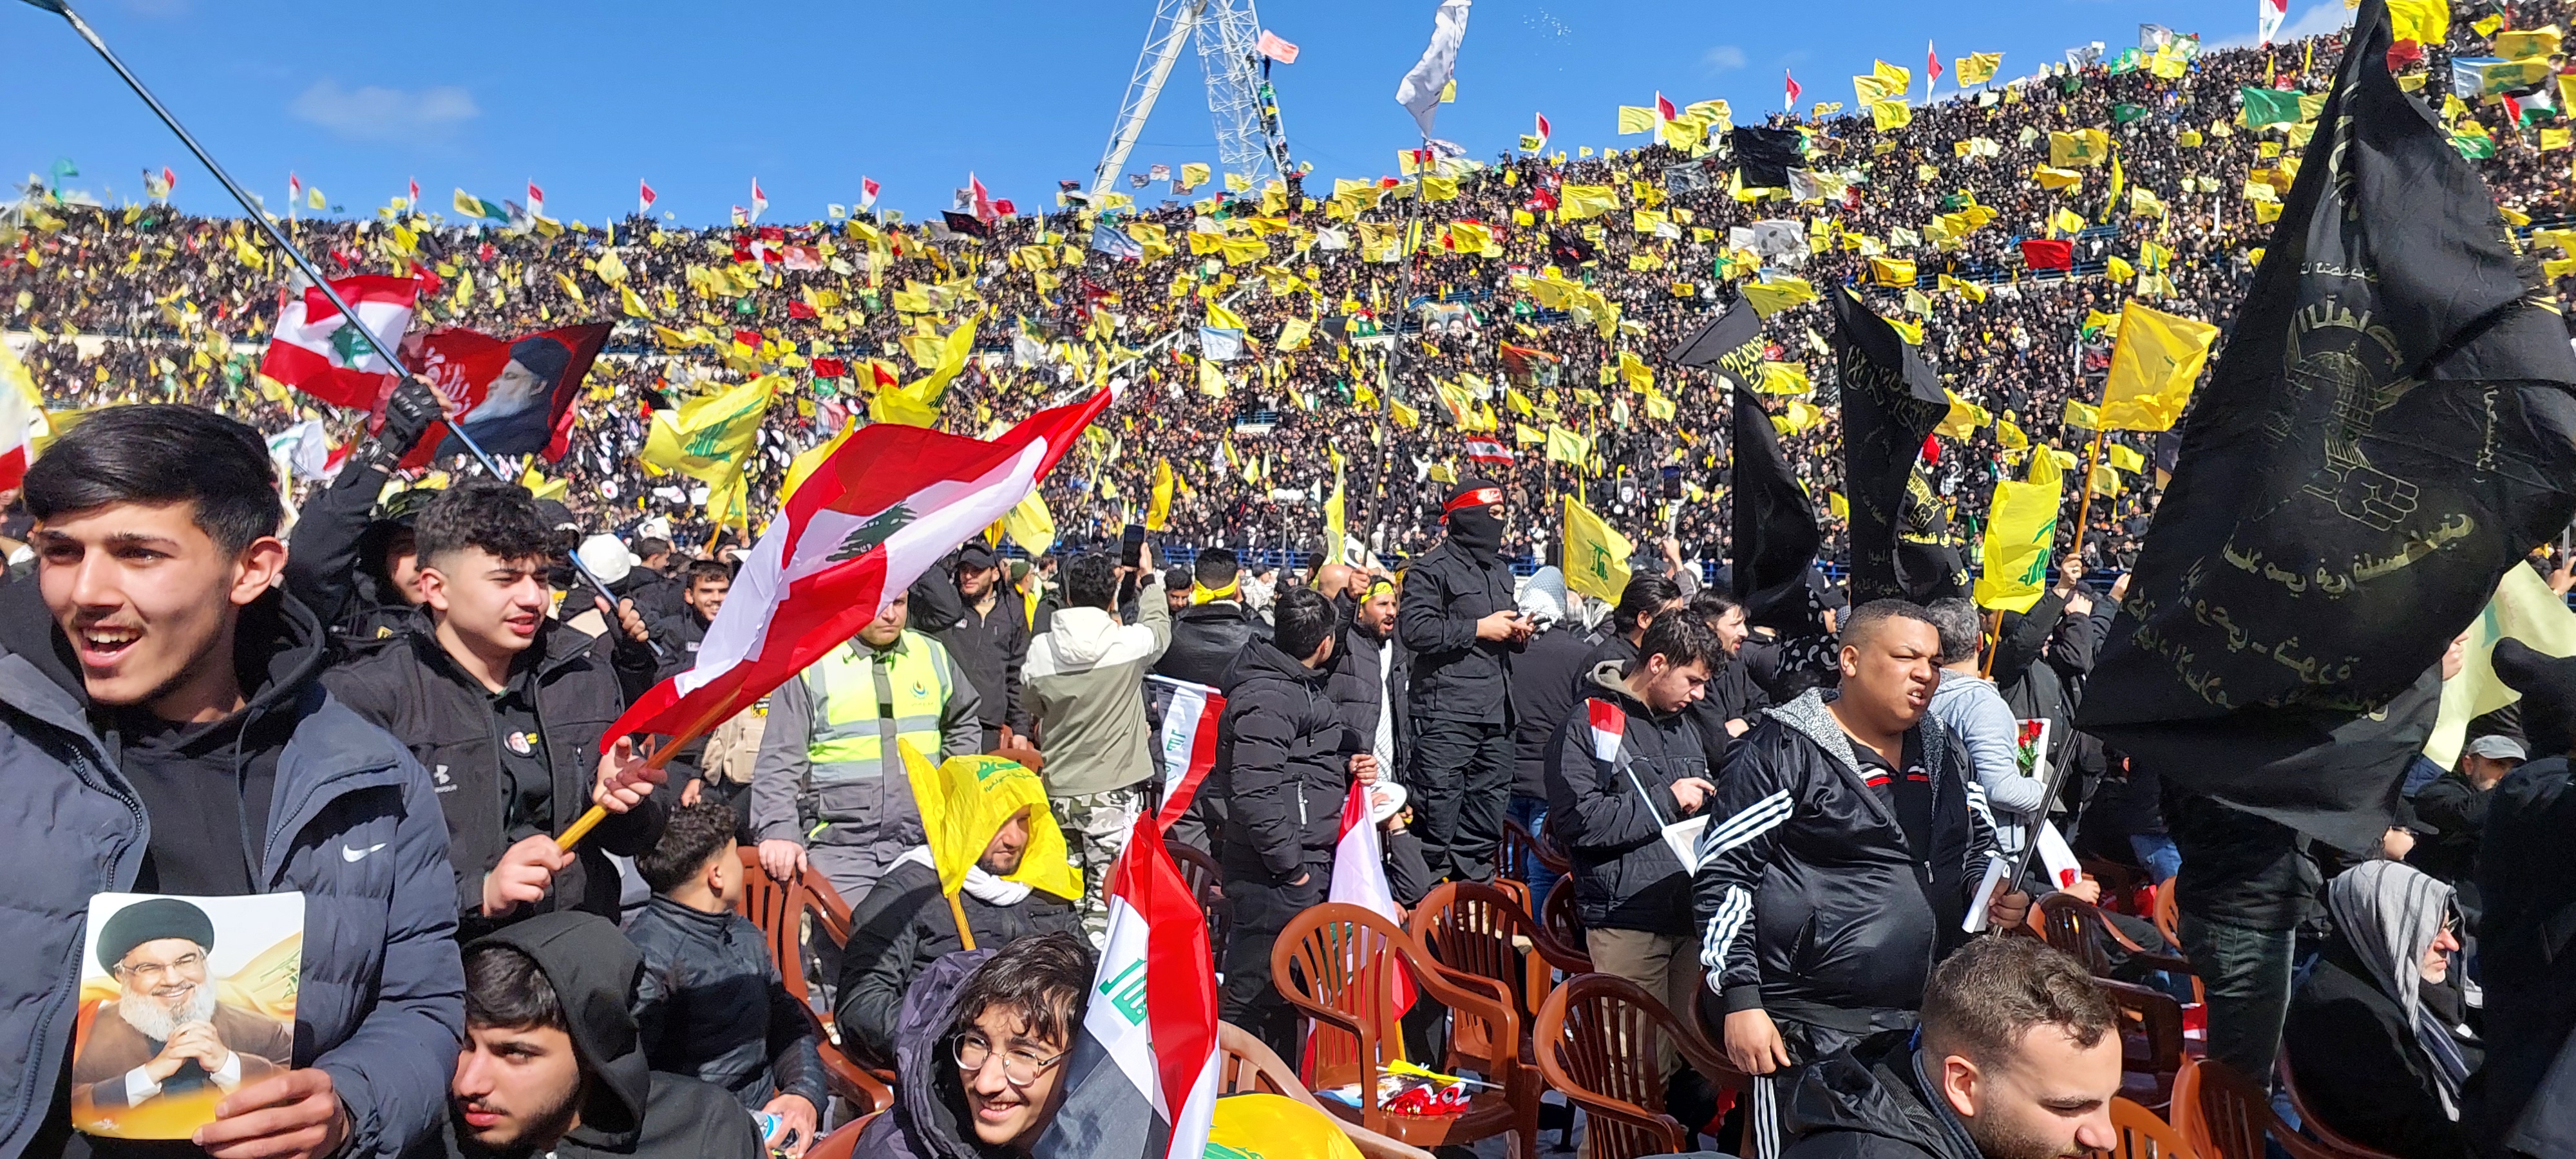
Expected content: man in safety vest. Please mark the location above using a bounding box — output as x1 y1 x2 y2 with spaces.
748 591 987 901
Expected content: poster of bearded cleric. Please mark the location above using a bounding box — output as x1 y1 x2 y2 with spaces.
70 894 302 1138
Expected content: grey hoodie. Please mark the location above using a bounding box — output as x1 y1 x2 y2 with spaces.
1024 577 1173 796
1926 671 2047 852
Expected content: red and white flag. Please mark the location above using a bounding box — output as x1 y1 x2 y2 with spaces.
526 180 544 218
406 176 419 209
1654 91 1677 121
1466 438 1513 466
859 176 880 209
1327 778 1417 1013
287 172 301 207
2257 0 2289 44
1927 41 1943 89
1535 111 1551 141
1256 29 1300 64
750 178 768 221
0 342 46 493
638 180 657 215
1589 699 1628 763
1032 817 1218 1159
969 172 998 222
259 274 420 410
730 205 748 227
1785 70 1802 111
601 386 1117 752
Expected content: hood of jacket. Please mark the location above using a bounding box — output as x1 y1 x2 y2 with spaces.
1233 637 1329 693
471 912 652 1149
1766 687 1956 785
1044 606 1129 668
890 948 999 1159
1785 1029 1980 1159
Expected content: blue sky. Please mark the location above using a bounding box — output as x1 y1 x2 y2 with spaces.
6 0 2353 227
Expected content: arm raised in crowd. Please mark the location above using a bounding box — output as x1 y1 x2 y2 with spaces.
283 379 440 633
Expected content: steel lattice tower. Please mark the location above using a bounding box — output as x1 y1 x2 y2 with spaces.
1089 0 1291 197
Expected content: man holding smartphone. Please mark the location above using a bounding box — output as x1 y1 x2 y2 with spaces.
1397 479 1531 882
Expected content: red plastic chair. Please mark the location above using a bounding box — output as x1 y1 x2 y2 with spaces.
1533 874 1593 972
1273 903 1541 1159
1215 1021 1436 1159
2102 1096 2204 1158
1406 881 1595 1082
2173 1057 2353 1159
732 847 893 1118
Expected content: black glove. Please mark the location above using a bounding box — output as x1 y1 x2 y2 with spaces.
377 377 444 457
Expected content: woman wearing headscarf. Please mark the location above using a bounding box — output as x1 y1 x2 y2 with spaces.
2282 860 2479 1159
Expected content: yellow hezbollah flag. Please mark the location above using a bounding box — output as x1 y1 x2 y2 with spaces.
1741 277 1817 317
1871 99 1913 131
1617 106 1660 134
2427 564 2576 767
1005 489 1056 558
1562 495 1634 605
1544 424 1591 465
1558 184 1621 220
1146 459 1175 531
1868 256 1917 287
1955 52 2003 86
1974 449 2063 614
1935 390 1990 439
2098 301 2219 431
643 377 780 479
2061 399 2100 430
899 742 1082 901
2048 129 2111 168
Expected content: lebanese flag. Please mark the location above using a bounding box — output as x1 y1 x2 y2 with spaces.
2257 0 2288 45
600 386 1117 753
750 178 768 221
1466 437 1513 466
1655 91 1677 121
1327 778 1417 1015
1146 675 1226 827
407 176 419 209
639 180 657 214
860 176 880 209
259 274 419 410
526 180 544 218
1785 70 1802 111
970 172 999 222
1032 818 1218 1159
2019 238 2075 272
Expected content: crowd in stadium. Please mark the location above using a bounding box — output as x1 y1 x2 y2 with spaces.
8 0 2576 1156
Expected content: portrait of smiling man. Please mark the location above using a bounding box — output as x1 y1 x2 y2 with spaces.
0 404 464 1159
73 898 292 1114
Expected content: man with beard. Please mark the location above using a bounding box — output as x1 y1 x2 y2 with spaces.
1398 479 1529 882
1324 573 1406 795
935 543 1030 754
446 913 760 1159
1781 937 2121 1158
72 900 292 1111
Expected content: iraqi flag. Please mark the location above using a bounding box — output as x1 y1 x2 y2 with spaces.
1033 818 1218 1159
259 274 419 410
1466 437 1513 466
1327 777 1417 1014
601 385 1117 753
393 323 611 467
1144 675 1225 826
0 342 45 492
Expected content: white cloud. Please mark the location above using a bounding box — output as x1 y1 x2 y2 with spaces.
1703 44 1748 73
289 80 478 143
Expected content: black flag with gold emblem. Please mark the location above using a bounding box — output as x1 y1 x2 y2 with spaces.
2077 0 2576 847
1730 388 1822 632
1830 288 1951 605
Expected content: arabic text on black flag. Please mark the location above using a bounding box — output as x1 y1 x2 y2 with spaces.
1830 289 1951 606
2078 0 2576 847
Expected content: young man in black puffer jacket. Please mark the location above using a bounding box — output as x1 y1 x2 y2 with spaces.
1217 587 1374 1060
1548 612 1728 1070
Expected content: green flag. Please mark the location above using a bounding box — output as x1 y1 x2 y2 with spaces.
2240 86 2304 128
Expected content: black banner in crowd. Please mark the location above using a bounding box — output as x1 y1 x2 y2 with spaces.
1830 288 1949 607
1730 388 1824 634
2078 0 2576 847
1667 299 1765 387
1728 126 1804 191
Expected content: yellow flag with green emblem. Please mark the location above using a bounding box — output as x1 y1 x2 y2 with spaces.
643 377 779 478
900 742 1082 901
1562 496 1634 605
1975 450 2063 613
2098 301 2220 431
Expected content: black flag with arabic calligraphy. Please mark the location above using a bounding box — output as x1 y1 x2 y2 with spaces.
2076 0 2576 847
1829 288 1950 606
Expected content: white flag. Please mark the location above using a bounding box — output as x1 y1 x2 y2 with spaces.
1393 0 1473 138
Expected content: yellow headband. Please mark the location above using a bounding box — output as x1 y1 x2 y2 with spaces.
1190 576 1242 605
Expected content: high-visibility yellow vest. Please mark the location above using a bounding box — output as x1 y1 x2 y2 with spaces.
803 630 951 787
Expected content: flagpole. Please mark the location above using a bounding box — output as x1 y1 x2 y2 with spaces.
33 0 654 650
1361 137 1435 561
2068 426 2108 566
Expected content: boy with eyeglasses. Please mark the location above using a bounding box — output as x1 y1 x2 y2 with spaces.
851 932 1094 1159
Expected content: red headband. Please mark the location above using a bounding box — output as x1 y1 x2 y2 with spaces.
1443 487 1505 514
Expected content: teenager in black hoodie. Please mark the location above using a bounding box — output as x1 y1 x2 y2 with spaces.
446 913 761 1159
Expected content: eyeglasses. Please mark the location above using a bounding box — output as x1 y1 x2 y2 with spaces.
952 1033 1065 1088
115 951 205 986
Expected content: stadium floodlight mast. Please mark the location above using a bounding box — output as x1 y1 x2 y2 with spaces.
1089 0 1288 197
17 0 660 648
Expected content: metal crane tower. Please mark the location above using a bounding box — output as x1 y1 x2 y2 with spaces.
1088 0 1292 198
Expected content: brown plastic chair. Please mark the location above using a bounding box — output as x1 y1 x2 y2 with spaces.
1499 818 1543 888
2152 876 2183 950
1406 881 1593 1077
732 848 894 1118
2273 1056 2407 1159
1166 840 1230 956
1216 1021 1437 1159
1533 875 1593 972
803 1115 873 1159
2172 1057 2353 1159
2095 977 2190 1115
2081 857 2147 914
2038 894 2198 981
1533 973 1749 1159
1533 810 1576 876
2103 1096 2204 1158
1272 902 1540 1159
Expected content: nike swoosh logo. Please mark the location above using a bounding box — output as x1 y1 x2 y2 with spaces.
343 842 388 863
